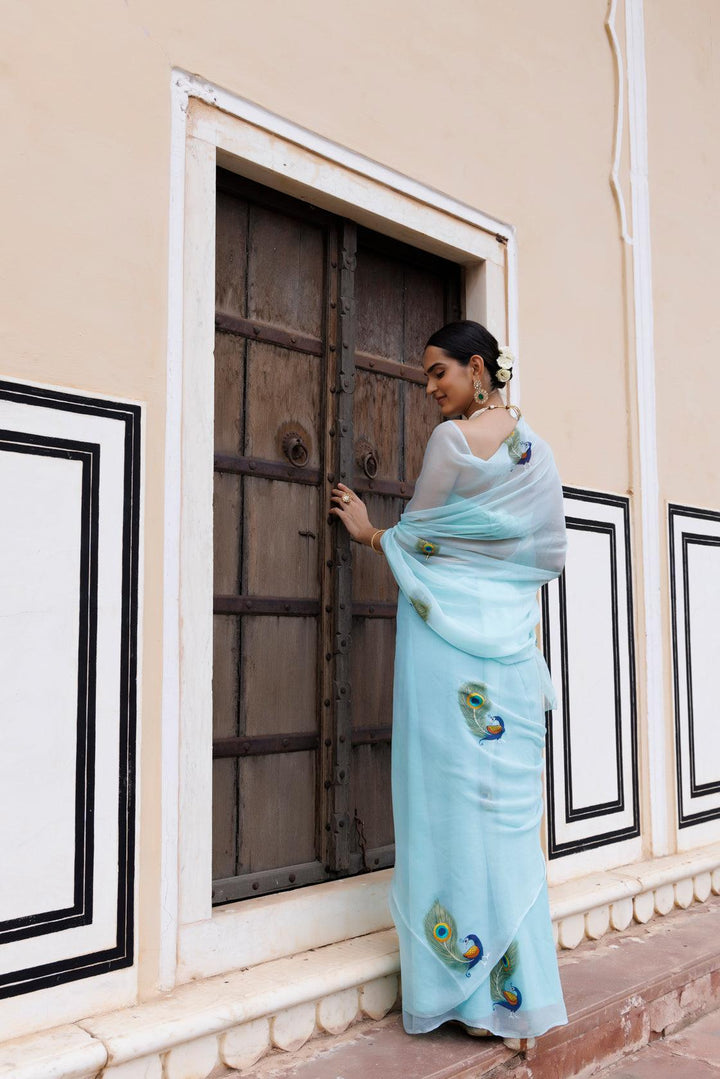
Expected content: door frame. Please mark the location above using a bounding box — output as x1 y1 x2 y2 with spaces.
162 68 517 990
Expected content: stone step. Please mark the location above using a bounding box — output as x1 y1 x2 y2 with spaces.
593 1006 720 1077
240 895 720 1078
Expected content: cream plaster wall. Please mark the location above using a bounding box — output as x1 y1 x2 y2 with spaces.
0 0 659 1004
646 1 720 504
644 0 720 854
2 0 632 485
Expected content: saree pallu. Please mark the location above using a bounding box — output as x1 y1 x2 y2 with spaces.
380 414 568 1038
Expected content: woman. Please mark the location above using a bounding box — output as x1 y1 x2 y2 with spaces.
329 320 568 1045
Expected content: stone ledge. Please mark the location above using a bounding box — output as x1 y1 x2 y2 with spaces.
549 842 720 949
0 1023 107 1079
77 929 398 1066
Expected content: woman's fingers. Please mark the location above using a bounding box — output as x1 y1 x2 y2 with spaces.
328 482 371 543
328 486 368 539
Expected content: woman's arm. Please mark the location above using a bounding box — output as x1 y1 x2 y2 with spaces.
328 482 387 553
329 422 459 549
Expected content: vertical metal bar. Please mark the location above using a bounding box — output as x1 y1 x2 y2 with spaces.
319 224 340 872
399 264 406 484
235 200 251 877
327 220 357 872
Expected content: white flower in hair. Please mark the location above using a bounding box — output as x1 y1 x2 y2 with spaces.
497 346 515 370
495 368 511 382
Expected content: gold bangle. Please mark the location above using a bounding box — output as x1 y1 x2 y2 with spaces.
370 528 386 552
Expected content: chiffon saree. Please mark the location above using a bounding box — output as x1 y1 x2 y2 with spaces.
380 412 568 1038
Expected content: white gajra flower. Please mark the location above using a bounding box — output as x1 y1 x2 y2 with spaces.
497 347 515 370
495 368 511 382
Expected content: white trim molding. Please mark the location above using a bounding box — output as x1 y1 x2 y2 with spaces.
625 0 670 855
605 0 634 245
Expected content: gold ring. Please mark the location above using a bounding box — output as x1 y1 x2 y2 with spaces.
341 494 351 504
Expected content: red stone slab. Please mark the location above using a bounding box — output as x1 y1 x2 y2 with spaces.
665 1007 720 1068
594 1043 720 1078
246 1014 511 1078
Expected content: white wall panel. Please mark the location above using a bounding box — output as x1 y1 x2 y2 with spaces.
0 381 140 999
669 504 720 830
1 452 83 921
542 488 640 859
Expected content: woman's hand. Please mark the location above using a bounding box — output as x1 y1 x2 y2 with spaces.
329 482 374 544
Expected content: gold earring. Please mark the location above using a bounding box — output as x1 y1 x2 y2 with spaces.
473 378 488 404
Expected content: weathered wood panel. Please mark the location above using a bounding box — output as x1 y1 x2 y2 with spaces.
351 493 402 604
241 616 317 737
247 204 325 337
212 758 238 879
238 751 317 873
244 341 322 467
213 615 240 737
353 371 400 482
349 744 394 860
405 381 438 482
243 479 320 598
403 263 449 367
216 190 248 317
212 167 463 899
354 247 404 360
213 473 242 595
214 331 245 456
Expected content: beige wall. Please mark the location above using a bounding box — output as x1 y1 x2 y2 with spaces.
2 0 632 486
644 0 720 855
646 0 720 505
2 0 717 1005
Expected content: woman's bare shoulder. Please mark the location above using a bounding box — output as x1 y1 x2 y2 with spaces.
449 411 518 459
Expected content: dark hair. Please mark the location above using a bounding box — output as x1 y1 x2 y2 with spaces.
425 319 510 388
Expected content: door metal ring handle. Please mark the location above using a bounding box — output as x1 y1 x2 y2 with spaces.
355 439 378 479
281 430 309 467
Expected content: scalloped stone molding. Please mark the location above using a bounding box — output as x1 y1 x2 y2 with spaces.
551 846 720 951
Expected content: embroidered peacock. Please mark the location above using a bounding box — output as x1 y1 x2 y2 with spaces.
505 430 532 467
490 940 522 1011
458 681 506 743
424 900 484 977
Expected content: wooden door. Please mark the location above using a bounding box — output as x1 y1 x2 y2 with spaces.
212 168 462 902
348 227 462 872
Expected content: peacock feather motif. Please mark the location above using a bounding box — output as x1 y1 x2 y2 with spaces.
505 430 532 467
416 537 440 559
458 681 506 743
410 595 430 621
490 940 522 1012
423 899 484 977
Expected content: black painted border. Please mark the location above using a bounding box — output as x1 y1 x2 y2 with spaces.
669 503 720 828
683 534 720 797
0 380 140 997
0 431 99 944
543 487 640 859
561 519 624 820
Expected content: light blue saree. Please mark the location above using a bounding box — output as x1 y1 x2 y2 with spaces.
380 413 568 1038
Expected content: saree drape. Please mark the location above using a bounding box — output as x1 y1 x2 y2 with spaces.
380 413 568 1038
